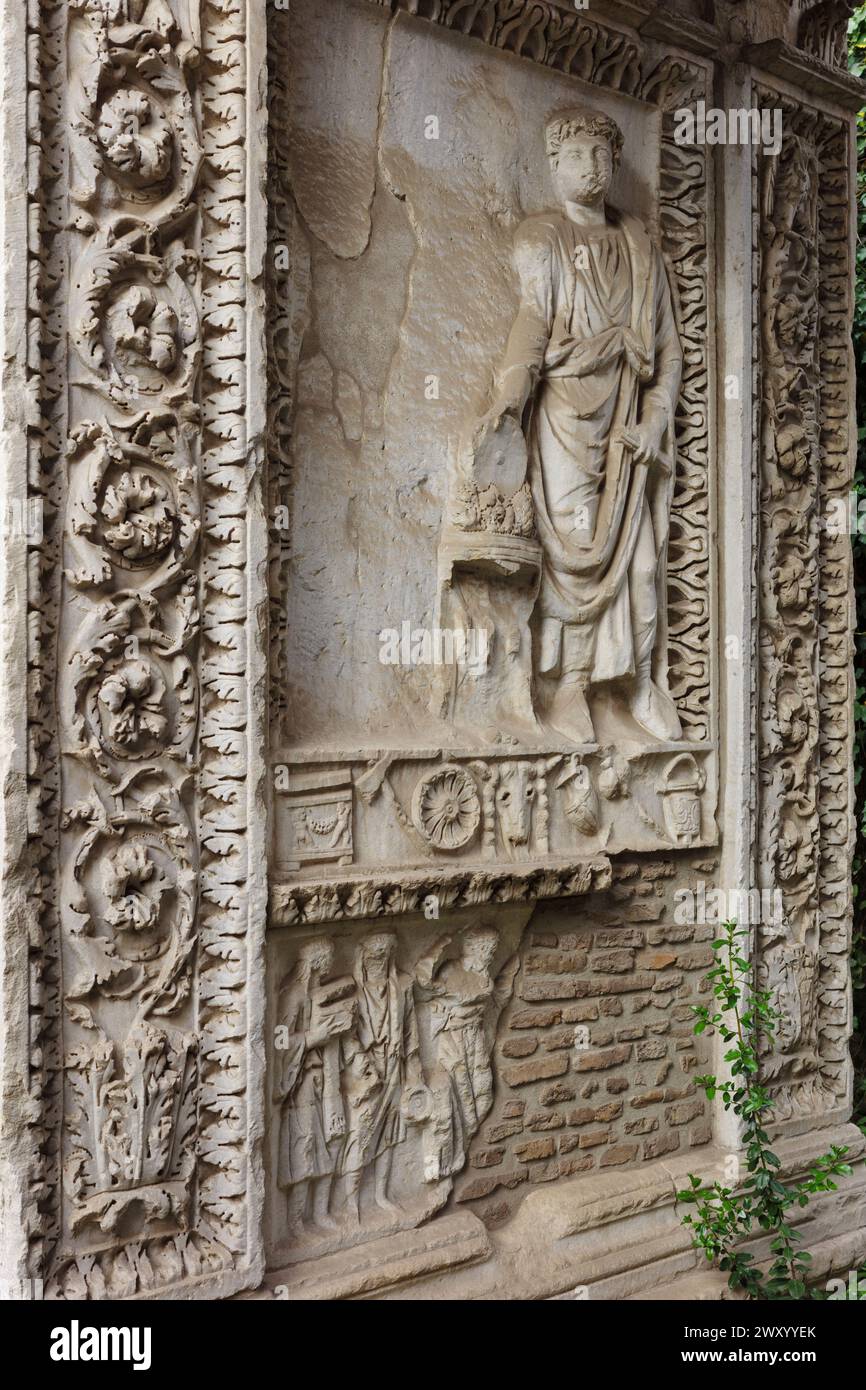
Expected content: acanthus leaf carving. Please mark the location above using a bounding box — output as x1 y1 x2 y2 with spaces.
70 229 200 408
62 591 198 773
756 90 853 1124
65 414 200 592
61 769 197 1020
40 0 256 1300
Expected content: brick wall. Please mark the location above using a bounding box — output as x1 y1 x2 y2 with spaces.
453 856 717 1226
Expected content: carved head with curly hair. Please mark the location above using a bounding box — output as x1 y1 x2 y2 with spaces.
545 107 623 208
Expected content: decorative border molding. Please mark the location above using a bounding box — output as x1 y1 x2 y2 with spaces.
754 84 854 1130
267 0 293 735
22 0 67 1300
746 39 866 111
641 52 713 743
370 0 644 96
270 855 613 928
16 0 266 1303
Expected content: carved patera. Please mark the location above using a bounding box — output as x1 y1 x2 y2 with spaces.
412 764 482 850
755 89 853 1126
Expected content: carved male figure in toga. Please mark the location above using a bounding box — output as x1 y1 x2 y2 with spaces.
415 926 519 1179
339 930 422 1223
478 108 684 744
273 936 350 1235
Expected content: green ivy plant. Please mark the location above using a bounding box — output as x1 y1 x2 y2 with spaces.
677 923 856 1299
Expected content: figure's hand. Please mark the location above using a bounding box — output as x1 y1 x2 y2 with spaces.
628 420 663 465
619 419 670 474
309 1014 348 1048
475 401 520 441
476 365 534 438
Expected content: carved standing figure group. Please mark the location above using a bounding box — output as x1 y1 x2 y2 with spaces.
273 926 518 1239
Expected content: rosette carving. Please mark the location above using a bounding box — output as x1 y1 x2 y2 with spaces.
66 415 199 590
62 591 198 773
412 764 482 850
62 769 196 1018
70 230 200 406
69 0 201 227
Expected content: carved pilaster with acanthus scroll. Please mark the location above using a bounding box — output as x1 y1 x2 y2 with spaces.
15 0 266 1302
755 85 855 1132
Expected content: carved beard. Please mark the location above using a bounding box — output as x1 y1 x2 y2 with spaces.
568 175 608 204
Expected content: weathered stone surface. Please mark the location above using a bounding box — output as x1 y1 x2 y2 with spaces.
0 0 863 1307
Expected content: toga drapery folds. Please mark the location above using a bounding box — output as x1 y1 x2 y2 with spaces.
497 205 682 701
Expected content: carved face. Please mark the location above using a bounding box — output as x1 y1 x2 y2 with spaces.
362 932 396 967
462 931 498 973
301 937 334 978
551 133 614 207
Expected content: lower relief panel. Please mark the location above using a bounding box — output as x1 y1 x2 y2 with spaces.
264 854 717 1290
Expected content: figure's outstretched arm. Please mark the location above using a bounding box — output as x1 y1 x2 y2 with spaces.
481 226 555 429
493 953 521 1009
414 934 451 994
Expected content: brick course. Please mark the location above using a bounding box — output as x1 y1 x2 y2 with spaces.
454 857 716 1222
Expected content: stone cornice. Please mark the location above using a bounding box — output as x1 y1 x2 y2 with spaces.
270 856 613 928
745 38 866 110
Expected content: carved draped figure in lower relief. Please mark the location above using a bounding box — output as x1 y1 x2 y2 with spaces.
273 922 519 1246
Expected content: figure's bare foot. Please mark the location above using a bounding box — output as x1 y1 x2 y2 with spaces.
313 1211 338 1233
374 1194 402 1220
548 681 595 745
628 678 682 741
